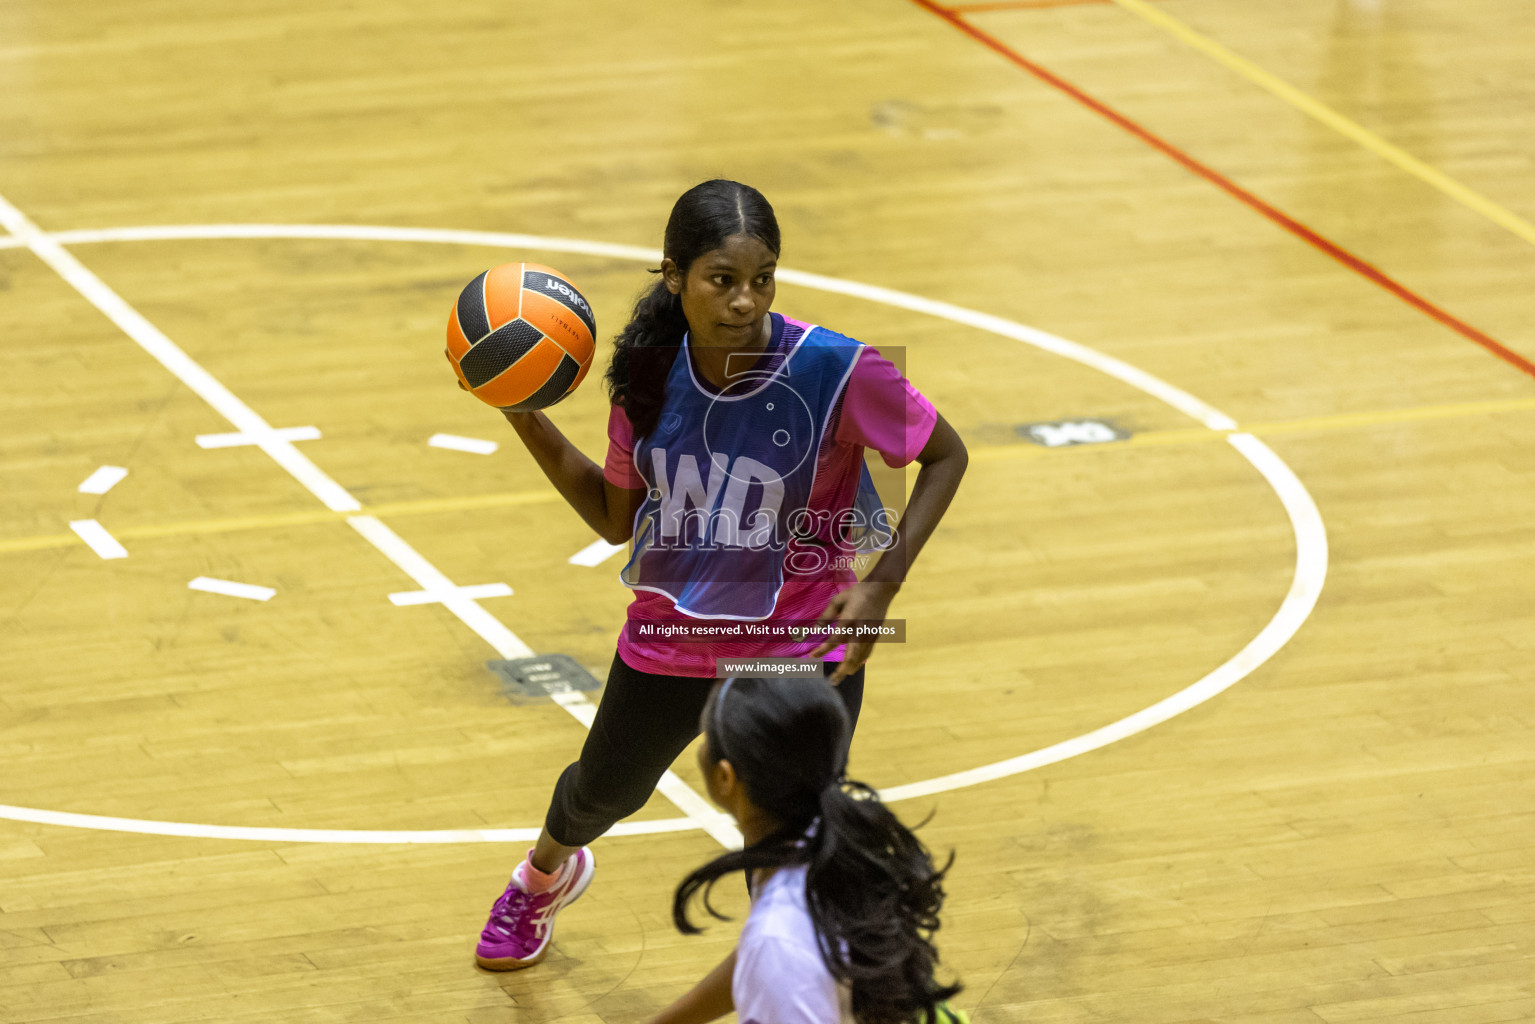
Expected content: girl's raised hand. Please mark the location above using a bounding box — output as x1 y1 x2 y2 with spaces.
447 349 538 427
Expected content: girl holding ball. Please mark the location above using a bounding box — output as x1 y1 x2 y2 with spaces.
473 179 967 970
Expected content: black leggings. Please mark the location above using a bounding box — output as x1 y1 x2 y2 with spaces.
544 652 865 847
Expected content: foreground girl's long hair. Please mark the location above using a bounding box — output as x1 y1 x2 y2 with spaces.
674 677 961 1024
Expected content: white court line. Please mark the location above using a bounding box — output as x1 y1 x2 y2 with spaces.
0 211 359 514
189 576 277 602
389 582 512 606
0 221 1326 845
0 199 742 850
344 514 534 659
0 803 700 845
197 425 321 449
569 539 628 567
429 433 498 455
773 268 1239 432
77 465 129 494
0 224 662 262
879 433 1327 801
0 222 1242 430
68 519 128 559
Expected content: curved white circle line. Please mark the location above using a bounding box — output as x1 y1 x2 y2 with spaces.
0 804 699 845
0 224 665 264
0 224 1326 842
879 433 1327 801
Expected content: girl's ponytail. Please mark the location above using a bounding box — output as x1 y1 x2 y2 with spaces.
605 277 687 438
807 781 960 1024
674 678 961 1023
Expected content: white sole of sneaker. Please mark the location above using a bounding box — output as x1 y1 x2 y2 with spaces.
475 848 597 972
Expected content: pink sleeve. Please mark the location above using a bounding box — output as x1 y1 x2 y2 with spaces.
604 405 646 489
833 347 937 467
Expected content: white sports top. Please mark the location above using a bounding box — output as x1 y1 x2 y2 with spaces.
734 864 855 1024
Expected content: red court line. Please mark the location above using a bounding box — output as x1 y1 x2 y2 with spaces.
914 0 1535 381
949 0 1123 12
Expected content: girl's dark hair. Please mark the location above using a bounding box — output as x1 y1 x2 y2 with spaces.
674 678 961 1024
604 179 781 438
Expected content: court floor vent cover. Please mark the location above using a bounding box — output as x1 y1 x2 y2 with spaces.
488 654 603 703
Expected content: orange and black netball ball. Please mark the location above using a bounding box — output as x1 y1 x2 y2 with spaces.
446 262 596 411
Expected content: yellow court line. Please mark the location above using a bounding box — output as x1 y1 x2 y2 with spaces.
971 394 1535 463
1107 0 1535 250
0 488 563 556
1242 395 1535 436
6 395 1535 553
370 489 563 518
118 507 342 541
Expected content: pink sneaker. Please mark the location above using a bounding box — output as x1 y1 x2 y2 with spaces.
475 847 596 970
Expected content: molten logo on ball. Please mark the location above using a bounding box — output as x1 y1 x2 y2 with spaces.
446 262 596 412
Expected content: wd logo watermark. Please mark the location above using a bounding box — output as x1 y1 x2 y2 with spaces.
1017 418 1128 448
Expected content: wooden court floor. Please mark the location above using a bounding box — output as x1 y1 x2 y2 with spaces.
1 0 1532 1020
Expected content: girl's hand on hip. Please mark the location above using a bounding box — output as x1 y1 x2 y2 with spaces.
809 581 899 684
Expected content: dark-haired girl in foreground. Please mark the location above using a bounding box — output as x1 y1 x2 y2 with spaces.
649 677 968 1024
